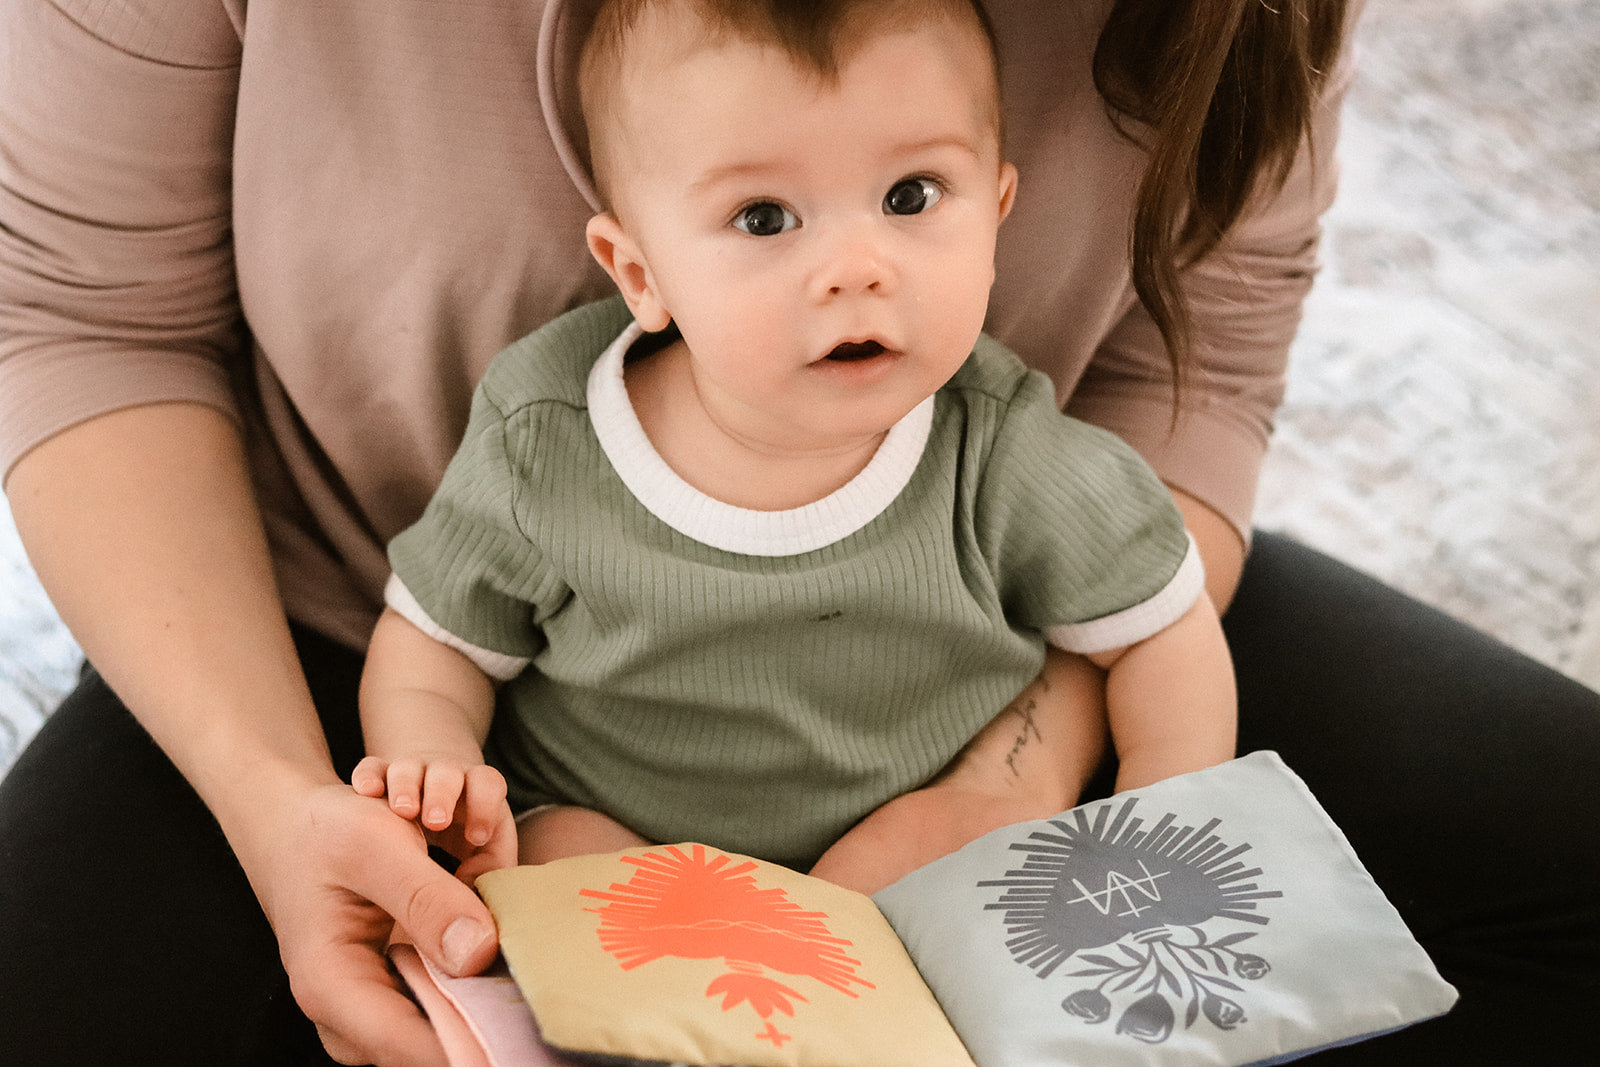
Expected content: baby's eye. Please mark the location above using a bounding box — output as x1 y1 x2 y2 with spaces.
732 201 799 236
883 178 943 216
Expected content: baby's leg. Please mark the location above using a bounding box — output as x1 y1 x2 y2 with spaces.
516 805 651 865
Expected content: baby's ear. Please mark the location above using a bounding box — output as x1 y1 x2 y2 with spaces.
586 214 672 332
996 161 1018 224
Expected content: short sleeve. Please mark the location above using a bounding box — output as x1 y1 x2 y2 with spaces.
386 385 565 680
974 369 1203 655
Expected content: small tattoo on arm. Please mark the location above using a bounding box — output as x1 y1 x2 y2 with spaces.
1002 691 1046 778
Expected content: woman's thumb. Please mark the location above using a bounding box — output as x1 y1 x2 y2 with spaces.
374 848 498 976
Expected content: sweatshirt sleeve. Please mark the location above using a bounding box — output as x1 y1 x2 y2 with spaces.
0 0 245 484
1064 30 1362 542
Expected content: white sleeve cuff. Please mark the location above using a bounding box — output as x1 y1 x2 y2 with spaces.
1043 533 1207 655
383 573 531 681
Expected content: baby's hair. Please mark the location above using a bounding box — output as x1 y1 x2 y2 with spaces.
579 0 1002 205
584 0 998 82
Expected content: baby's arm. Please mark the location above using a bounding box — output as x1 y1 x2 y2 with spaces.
809 648 1110 895
1088 594 1237 793
354 607 517 875
515 805 653 866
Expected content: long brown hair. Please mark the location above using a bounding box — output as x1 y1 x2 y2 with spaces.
1093 0 1349 385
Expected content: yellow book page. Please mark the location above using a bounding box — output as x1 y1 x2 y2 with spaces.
478 844 976 1067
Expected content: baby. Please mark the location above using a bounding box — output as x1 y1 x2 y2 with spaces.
354 0 1236 893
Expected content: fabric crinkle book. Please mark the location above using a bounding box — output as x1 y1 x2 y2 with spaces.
394 751 1458 1066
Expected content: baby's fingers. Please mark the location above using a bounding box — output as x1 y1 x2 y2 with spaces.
384 758 426 819
351 756 391 798
462 766 510 848
420 762 467 832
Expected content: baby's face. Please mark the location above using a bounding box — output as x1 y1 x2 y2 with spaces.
598 9 1016 456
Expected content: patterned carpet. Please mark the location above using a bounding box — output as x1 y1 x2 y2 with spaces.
3 0 1597 773
1255 0 1600 688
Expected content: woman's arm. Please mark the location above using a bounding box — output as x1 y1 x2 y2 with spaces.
7 403 495 1067
1060 10 1363 568
9 405 324 823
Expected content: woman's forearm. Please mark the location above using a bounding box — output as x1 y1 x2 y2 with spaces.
5 403 339 849
10 402 505 1058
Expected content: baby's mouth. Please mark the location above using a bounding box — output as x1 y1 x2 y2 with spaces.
825 340 887 362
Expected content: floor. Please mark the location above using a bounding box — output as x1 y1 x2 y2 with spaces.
3 0 1598 773
1254 0 1600 688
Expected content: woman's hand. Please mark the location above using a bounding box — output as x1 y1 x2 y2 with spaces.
352 754 519 884
809 648 1108 895
7 405 499 1065
248 780 502 1067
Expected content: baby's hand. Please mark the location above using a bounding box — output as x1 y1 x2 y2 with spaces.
351 755 516 880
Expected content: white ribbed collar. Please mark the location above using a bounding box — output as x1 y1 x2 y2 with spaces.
586 323 934 557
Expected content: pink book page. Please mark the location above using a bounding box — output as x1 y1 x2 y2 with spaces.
390 943 573 1067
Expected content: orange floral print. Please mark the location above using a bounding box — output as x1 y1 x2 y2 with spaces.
580 845 876 1045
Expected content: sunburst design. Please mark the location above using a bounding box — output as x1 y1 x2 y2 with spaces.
981 795 1282 1044
579 845 874 1045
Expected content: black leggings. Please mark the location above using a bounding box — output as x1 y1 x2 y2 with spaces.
1 532 1596 1064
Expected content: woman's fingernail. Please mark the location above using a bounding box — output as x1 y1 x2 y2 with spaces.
442 917 489 971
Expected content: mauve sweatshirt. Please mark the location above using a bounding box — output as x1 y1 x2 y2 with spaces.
0 0 1357 650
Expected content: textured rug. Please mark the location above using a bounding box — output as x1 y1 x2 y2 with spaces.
1256 0 1600 688
3 0 1597 773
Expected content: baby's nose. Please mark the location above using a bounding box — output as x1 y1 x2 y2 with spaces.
814 227 895 299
